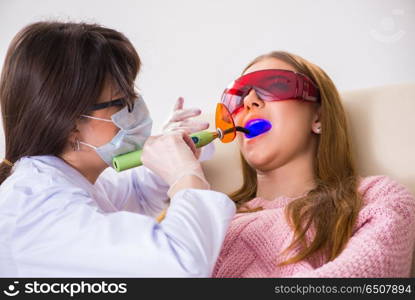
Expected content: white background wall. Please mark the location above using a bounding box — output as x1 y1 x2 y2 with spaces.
0 0 414 158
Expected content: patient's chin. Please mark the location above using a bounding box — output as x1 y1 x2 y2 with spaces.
243 151 277 171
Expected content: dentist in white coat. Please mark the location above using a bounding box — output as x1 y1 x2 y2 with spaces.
0 21 235 277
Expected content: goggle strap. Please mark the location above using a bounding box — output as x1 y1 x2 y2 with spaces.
90 98 125 111
296 76 304 99
80 115 113 122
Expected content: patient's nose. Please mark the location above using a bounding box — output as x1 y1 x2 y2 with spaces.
243 89 265 112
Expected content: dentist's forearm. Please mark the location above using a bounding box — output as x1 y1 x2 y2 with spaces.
160 189 236 277
167 174 210 198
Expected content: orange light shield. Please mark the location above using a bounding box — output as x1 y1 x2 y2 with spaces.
215 103 236 143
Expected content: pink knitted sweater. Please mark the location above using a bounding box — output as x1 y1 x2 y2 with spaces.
212 176 415 277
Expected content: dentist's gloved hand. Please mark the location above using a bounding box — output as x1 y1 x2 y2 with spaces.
162 97 210 160
162 97 210 134
141 130 210 198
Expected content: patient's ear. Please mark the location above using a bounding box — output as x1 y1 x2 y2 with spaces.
311 106 322 134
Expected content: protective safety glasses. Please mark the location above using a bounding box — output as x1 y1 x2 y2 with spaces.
221 69 320 115
89 97 135 113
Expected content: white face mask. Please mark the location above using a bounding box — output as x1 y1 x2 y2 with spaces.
79 95 152 167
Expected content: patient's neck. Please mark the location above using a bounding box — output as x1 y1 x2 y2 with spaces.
256 150 316 201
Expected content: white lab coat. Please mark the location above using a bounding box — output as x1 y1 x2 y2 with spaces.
0 152 235 277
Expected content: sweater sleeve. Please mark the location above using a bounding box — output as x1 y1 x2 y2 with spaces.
289 176 415 278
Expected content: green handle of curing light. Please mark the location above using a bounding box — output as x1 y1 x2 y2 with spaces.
112 130 217 172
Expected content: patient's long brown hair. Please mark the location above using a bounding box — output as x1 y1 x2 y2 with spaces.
229 51 363 265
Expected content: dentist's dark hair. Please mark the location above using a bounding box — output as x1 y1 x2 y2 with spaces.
0 21 140 184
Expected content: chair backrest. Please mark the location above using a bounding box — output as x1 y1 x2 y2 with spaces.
200 82 415 276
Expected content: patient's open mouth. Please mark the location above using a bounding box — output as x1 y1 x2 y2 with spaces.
243 119 272 139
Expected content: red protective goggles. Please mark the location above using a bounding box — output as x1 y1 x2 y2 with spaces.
221 69 320 115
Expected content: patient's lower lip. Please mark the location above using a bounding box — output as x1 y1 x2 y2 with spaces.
245 131 267 143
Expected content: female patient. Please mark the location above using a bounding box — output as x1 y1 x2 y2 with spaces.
213 51 415 277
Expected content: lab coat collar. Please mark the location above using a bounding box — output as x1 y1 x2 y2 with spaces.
16 155 97 197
